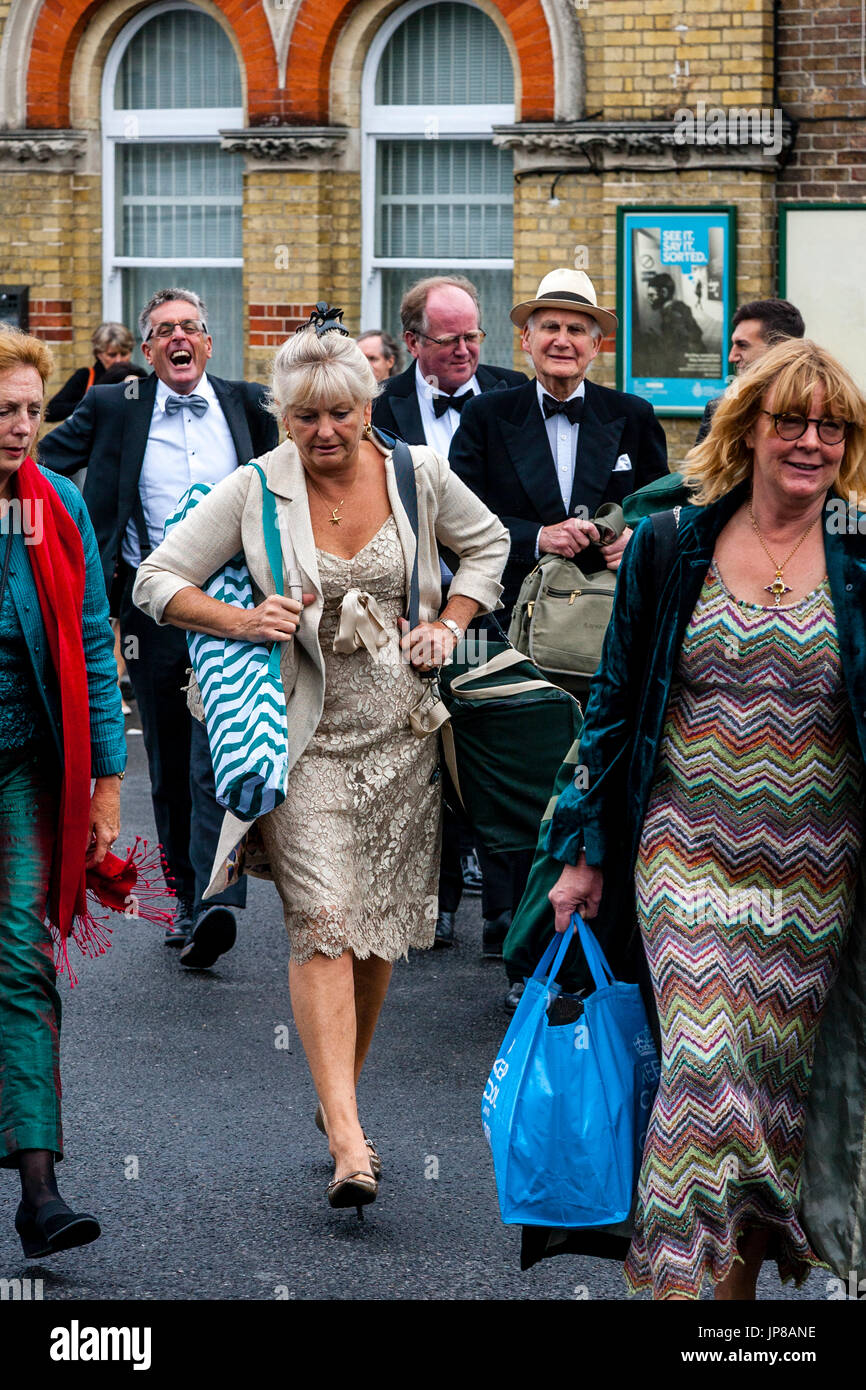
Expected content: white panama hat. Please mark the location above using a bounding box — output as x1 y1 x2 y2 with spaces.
510 268 618 337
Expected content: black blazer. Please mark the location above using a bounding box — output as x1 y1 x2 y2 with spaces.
449 377 668 614
371 360 527 444
39 373 277 589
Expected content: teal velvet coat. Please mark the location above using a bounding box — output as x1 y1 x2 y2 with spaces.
3 466 126 778
546 480 866 1281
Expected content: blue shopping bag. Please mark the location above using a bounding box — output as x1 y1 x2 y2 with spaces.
482 914 660 1228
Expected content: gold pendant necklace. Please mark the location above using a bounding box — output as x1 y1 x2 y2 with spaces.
747 502 819 606
306 475 345 526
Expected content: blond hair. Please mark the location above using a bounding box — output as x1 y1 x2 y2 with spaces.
269 326 379 419
681 338 866 505
0 327 54 386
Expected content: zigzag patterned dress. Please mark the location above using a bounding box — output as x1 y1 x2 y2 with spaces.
626 562 863 1299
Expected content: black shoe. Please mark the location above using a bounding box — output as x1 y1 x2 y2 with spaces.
15 1199 101 1259
481 910 512 960
504 981 525 1015
434 911 457 948
461 852 483 896
179 907 237 969
165 898 195 948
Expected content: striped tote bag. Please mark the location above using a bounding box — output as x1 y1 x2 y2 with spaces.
163 462 293 819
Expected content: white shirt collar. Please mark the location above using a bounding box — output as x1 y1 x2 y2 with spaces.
155 372 214 411
536 378 586 409
415 362 480 400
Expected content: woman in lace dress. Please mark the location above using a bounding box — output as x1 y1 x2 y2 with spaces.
134 310 508 1216
547 339 866 1298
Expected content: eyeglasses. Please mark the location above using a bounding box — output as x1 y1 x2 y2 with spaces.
146 319 207 341
412 330 486 348
761 410 849 446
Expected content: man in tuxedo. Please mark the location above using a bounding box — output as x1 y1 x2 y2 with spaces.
450 269 668 626
372 274 525 444
372 275 527 955
450 269 667 1009
40 288 278 967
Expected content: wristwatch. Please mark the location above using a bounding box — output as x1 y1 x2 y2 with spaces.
439 618 463 643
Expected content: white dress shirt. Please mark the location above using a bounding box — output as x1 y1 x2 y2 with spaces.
122 373 239 568
415 362 481 455
415 364 481 584
535 379 586 558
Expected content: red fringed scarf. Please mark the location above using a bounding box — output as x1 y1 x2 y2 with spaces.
13 457 174 983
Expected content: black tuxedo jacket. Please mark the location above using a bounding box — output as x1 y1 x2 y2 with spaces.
371 360 527 444
449 377 668 614
39 373 277 589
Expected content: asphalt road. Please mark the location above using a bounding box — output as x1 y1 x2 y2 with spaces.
0 710 832 1304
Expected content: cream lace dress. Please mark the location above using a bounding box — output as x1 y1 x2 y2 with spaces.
257 515 441 963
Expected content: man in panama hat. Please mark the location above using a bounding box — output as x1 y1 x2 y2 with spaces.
449 267 668 1011
450 268 668 624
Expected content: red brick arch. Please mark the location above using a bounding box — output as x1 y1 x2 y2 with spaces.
27 0 554 129
286 0 556 122
27 0 281 128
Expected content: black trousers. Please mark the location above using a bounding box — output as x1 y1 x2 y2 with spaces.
119 575 247 916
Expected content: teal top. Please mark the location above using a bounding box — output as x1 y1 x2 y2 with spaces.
0 566 51 748
0 466 126 777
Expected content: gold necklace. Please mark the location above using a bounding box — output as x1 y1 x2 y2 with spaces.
306 473 349 526
747 502 820 606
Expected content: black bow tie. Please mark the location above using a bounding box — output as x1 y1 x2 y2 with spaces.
432 391 473 419
542 393 583 424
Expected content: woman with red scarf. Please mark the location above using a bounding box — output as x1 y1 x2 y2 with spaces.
0 328 126 1258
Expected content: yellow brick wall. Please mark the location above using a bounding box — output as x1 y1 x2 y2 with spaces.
242 166 362 383
1 171 90 387
583 0 775 119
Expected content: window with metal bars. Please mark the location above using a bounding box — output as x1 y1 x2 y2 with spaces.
103 5 244 378
363 1 516 369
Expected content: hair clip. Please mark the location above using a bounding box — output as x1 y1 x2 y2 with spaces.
298 302 349 337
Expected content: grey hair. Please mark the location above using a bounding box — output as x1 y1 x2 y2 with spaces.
269 325 380 420
525 307 602 342
91 321 134 355
137 288 208 342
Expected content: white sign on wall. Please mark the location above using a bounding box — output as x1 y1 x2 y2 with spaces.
780 205 866 389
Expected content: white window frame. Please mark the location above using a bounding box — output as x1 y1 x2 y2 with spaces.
360 0 516 328
101 0 244 321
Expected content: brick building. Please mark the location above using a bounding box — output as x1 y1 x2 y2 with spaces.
0 0 861 462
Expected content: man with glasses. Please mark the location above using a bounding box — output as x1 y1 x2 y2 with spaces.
41 288 277 968
372 274 525 446
372 275 526 954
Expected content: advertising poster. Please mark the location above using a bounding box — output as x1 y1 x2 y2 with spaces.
617 207 736 416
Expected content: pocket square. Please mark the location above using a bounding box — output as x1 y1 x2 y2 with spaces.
613 453 633 472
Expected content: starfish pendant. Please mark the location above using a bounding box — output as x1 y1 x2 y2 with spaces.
329 507 341 526
765 572 792 606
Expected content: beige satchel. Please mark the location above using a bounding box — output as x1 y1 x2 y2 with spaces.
508 503 625 686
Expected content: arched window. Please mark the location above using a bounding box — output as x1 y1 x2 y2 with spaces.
102 3 244 377
362 1 516 367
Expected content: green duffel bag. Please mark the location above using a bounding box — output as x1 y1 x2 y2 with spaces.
436 639 583 855
501 736 593 993
508 503 625 687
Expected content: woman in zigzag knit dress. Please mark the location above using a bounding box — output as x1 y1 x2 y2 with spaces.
547 338 866 1299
